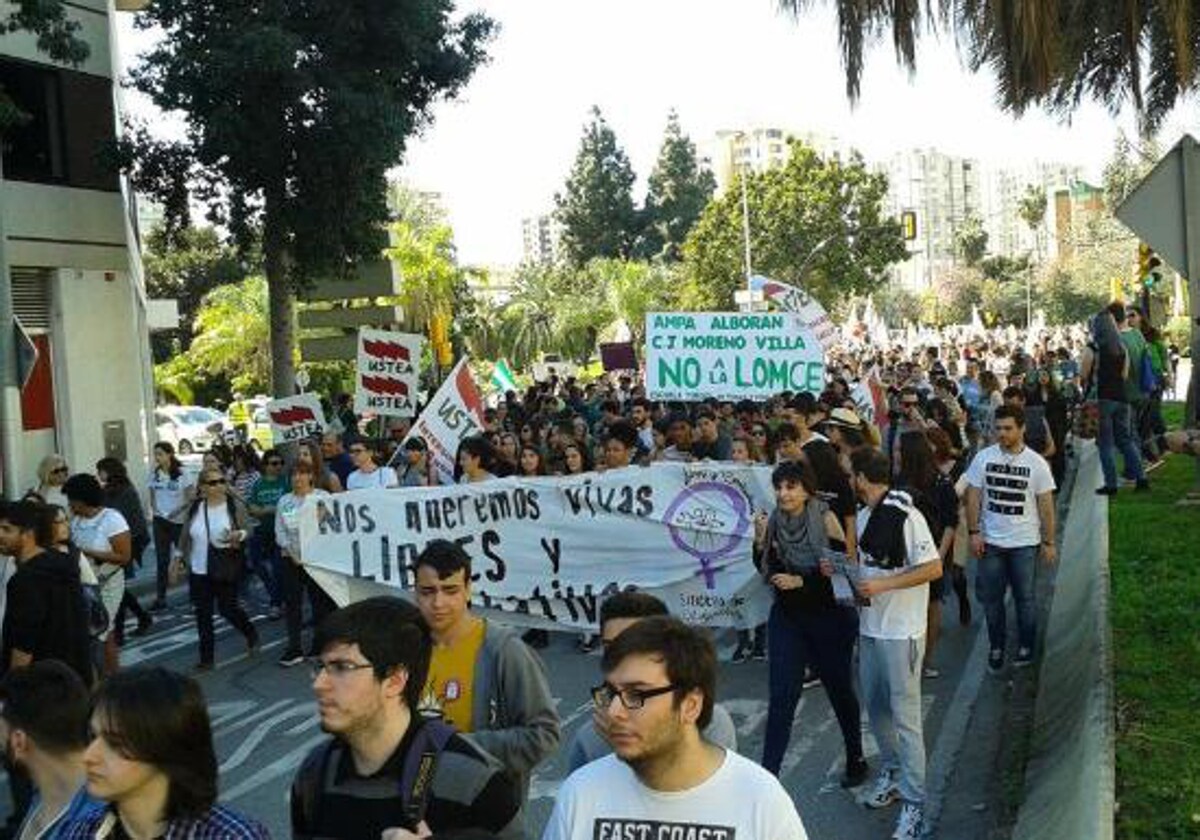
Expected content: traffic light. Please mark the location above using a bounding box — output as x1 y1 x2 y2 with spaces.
1138 243 1163 289
901 211 918 241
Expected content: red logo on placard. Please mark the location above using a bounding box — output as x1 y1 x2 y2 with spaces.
455 363 484 420
361 376 410 396
270 406 316 425
363 339 411 362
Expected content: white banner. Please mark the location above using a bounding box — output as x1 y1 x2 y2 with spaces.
393 358 486 486
266 394 327 445
355 329 422 417
299 462 775 629
749 275 840 350
645 312 826 401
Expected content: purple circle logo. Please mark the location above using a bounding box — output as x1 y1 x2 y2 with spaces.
663 481 752 589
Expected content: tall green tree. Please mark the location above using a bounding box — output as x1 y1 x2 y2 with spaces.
636 111 716 261
775 1 1200 129
143 225 249 362
121 0 494 397
555 106 638 266
1018 184 1048 263
680 141 906 310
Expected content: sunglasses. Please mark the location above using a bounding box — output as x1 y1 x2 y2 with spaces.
52 466 69 474
203 478 227 487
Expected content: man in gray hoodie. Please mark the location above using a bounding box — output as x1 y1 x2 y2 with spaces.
414 540 560 831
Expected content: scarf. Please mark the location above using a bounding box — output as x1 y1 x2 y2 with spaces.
765 498 829 578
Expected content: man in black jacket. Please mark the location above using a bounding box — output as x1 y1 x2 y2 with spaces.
0 501 91 685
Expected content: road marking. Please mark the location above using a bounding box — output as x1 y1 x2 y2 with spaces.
222 733 328 803
221 705 319 774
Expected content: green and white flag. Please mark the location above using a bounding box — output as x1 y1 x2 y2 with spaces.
491 358 518 393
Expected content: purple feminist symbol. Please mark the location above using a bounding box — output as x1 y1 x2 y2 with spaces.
663 481 751 589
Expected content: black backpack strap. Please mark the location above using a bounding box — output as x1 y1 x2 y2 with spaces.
400 718 456 827
294 738 338 836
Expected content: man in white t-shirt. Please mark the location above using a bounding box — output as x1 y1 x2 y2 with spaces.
542 616 806 840
345 439 399 491
964 404 1057 673
846 448 942 840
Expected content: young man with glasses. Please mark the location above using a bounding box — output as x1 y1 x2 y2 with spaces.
346 438 399 490
543 616 807 840
564 592 737 773
291 597 519 839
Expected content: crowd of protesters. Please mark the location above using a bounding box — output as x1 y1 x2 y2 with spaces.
0 302 1190 840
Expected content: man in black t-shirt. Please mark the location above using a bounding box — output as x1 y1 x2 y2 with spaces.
291 598 519 840
0 501 91 685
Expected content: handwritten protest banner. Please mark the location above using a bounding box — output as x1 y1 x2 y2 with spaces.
645 312 826 401
354 329 422 417
299 462 775 629
748 275 839 351
390 357 485 485
265 394 327 445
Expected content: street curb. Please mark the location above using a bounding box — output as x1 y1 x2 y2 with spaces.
921 619 988 837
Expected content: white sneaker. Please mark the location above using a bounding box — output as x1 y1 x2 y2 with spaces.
892 803 924 839
862 769 900 809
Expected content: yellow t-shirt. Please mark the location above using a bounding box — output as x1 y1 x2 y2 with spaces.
420 618 485 732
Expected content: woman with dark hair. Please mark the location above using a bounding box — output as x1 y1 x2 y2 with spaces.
456 436 497 484
64 667 268 839
518 445 546 477
96 458 153 644
895 430 959 678
176 466 259 671
803 439 859 563
753 460 865 787
560 442 591 475
495 433 520 478
228 445 261 501
64 474 132 676
148 442 192 612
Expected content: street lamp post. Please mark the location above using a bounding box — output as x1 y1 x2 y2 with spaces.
739 157 753 292
0 156 21 500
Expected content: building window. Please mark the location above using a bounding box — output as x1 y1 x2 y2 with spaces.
1 58 118 191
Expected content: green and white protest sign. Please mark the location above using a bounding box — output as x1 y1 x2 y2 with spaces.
645 312 826 401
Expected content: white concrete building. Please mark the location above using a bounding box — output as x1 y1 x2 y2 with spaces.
1 0 155 498
704 127 856 195
521 213 563 266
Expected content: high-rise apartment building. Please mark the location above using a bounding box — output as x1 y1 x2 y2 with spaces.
521 213 563 265
705 127 856 195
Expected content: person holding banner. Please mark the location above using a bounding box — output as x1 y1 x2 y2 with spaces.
457 437 498 484
274 462 336 668
754 461 867 788
346 439 399 491
414 541 559 830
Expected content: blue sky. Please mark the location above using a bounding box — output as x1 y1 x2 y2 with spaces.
117 0 1200 266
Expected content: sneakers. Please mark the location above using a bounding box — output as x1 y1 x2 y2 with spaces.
133 617 153 637
987 649 1005 674
892 803 924 840
862 769 900 809
841 756 870 788
1014 647 1035 668
267 606 284 621
802 668 821 689
750 645 767 662
922 665 941 679
1096 486 1118 496
278 650 305 668
731 643 750 664
1134 480 1152 492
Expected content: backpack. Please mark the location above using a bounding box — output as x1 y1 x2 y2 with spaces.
293 717 456 832
1138 350 1159 395
82 582 110 639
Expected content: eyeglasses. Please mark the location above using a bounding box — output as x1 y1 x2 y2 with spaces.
591 682 677 711
309 658 374 679
51 467 69 475
203 479 227 487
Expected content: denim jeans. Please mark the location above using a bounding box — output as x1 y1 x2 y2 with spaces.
859 635 926 805
246 528 282 607
1097 399 1145 489
976 543 1038 652
762 602 863 775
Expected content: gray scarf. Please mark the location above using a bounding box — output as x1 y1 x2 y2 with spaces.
765 498 829 578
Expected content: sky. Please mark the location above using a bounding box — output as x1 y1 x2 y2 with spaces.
115 0 1200 266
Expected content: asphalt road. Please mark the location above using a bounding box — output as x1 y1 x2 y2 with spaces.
83 579 982 840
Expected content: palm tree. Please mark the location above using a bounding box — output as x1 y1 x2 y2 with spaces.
1017 184 1047 264
775 1 1200 129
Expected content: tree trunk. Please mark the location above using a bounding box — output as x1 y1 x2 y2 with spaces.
263 189 295 398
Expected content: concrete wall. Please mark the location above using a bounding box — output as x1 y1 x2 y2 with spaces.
0 0 114 79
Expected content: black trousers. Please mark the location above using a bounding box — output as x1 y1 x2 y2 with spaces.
153 517 182 602
189 572 257 665
281 555 336 656
762 601 864 775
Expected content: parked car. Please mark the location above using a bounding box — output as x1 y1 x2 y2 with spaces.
154 405 223 455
